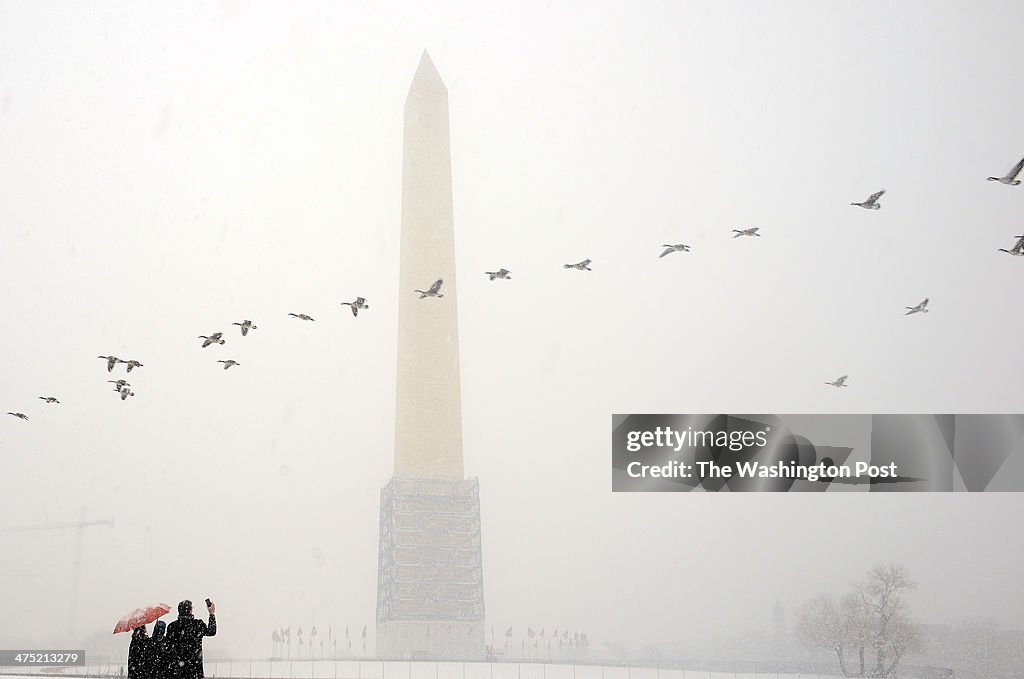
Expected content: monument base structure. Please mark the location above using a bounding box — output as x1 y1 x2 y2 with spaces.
376 477 485 660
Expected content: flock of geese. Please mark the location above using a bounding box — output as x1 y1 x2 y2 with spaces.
2 290 391 421
5 156 1024 421
815 157 1024 389
3 291 392 421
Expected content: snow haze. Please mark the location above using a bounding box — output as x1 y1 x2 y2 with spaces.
2 0 1024 666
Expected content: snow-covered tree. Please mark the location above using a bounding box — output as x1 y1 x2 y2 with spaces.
797 563 923 678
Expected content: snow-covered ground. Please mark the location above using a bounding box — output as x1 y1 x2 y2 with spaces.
1 662 837 679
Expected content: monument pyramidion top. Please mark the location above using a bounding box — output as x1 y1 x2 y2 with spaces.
407 50 448 101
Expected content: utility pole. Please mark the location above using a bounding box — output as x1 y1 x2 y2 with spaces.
4 506 115 639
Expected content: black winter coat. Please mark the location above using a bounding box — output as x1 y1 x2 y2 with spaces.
128 627 149 679
148 621 171 679
165 614 217 679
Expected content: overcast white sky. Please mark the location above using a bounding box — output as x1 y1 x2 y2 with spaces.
2 0 1024 660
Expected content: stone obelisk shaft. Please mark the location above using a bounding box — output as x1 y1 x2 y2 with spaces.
394 52 463 480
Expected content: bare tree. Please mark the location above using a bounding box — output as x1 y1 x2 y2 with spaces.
797 563 923 678
858 563 923 676
797 593 850 675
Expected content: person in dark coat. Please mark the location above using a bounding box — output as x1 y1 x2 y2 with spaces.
127 626 149 679
147 620 169 679
165 600 217 679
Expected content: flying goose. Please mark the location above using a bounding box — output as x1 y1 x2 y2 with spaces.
288 313 315 321
851 189 885 209
987 157 1024 185
485 269 511 280
904 298 929 315
732 228 760 238
563 259 592 270
825 375 849 388
123 359 143 373
198 333 225 348
38 396 60 404
98 355 122 372
998 236 1024 256
341 297 369 316
660 244 691 257
118 387 134 401
108 380 130 392
217 360 240 370
415 279 445 298
232 320 258 336
7 412 28 420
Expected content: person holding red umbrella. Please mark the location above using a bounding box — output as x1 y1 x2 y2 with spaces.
165 599 217 679
113 603 172 679
128 625 150 679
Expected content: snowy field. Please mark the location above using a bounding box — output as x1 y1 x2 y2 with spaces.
0 662 838 679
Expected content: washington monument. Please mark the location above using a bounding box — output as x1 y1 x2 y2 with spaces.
394 50 463 480
376 52 486 660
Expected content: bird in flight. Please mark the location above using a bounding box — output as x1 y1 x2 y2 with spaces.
217 360 240 370
98 355 123 372
7 412 28 420
123 359 143 373
660 244 691 257
108 380 130 392
998 235 1024 256
732 228 761 238
118 387 134 401
198 333 225 348
825 375 849 388
415 279 445 298
485 269 511 280
288 313 315 321
563 259 592 271
38 396 60 404
987 156 1024 185
904 298 930 315
233 320 257 336
341 297 369 316
851 189 885 209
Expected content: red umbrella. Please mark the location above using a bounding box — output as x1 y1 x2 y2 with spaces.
113 603 172 634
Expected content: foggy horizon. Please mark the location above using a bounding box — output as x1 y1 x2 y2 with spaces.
2 0 1024 672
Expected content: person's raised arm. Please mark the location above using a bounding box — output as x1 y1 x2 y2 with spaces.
205 600 217 636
